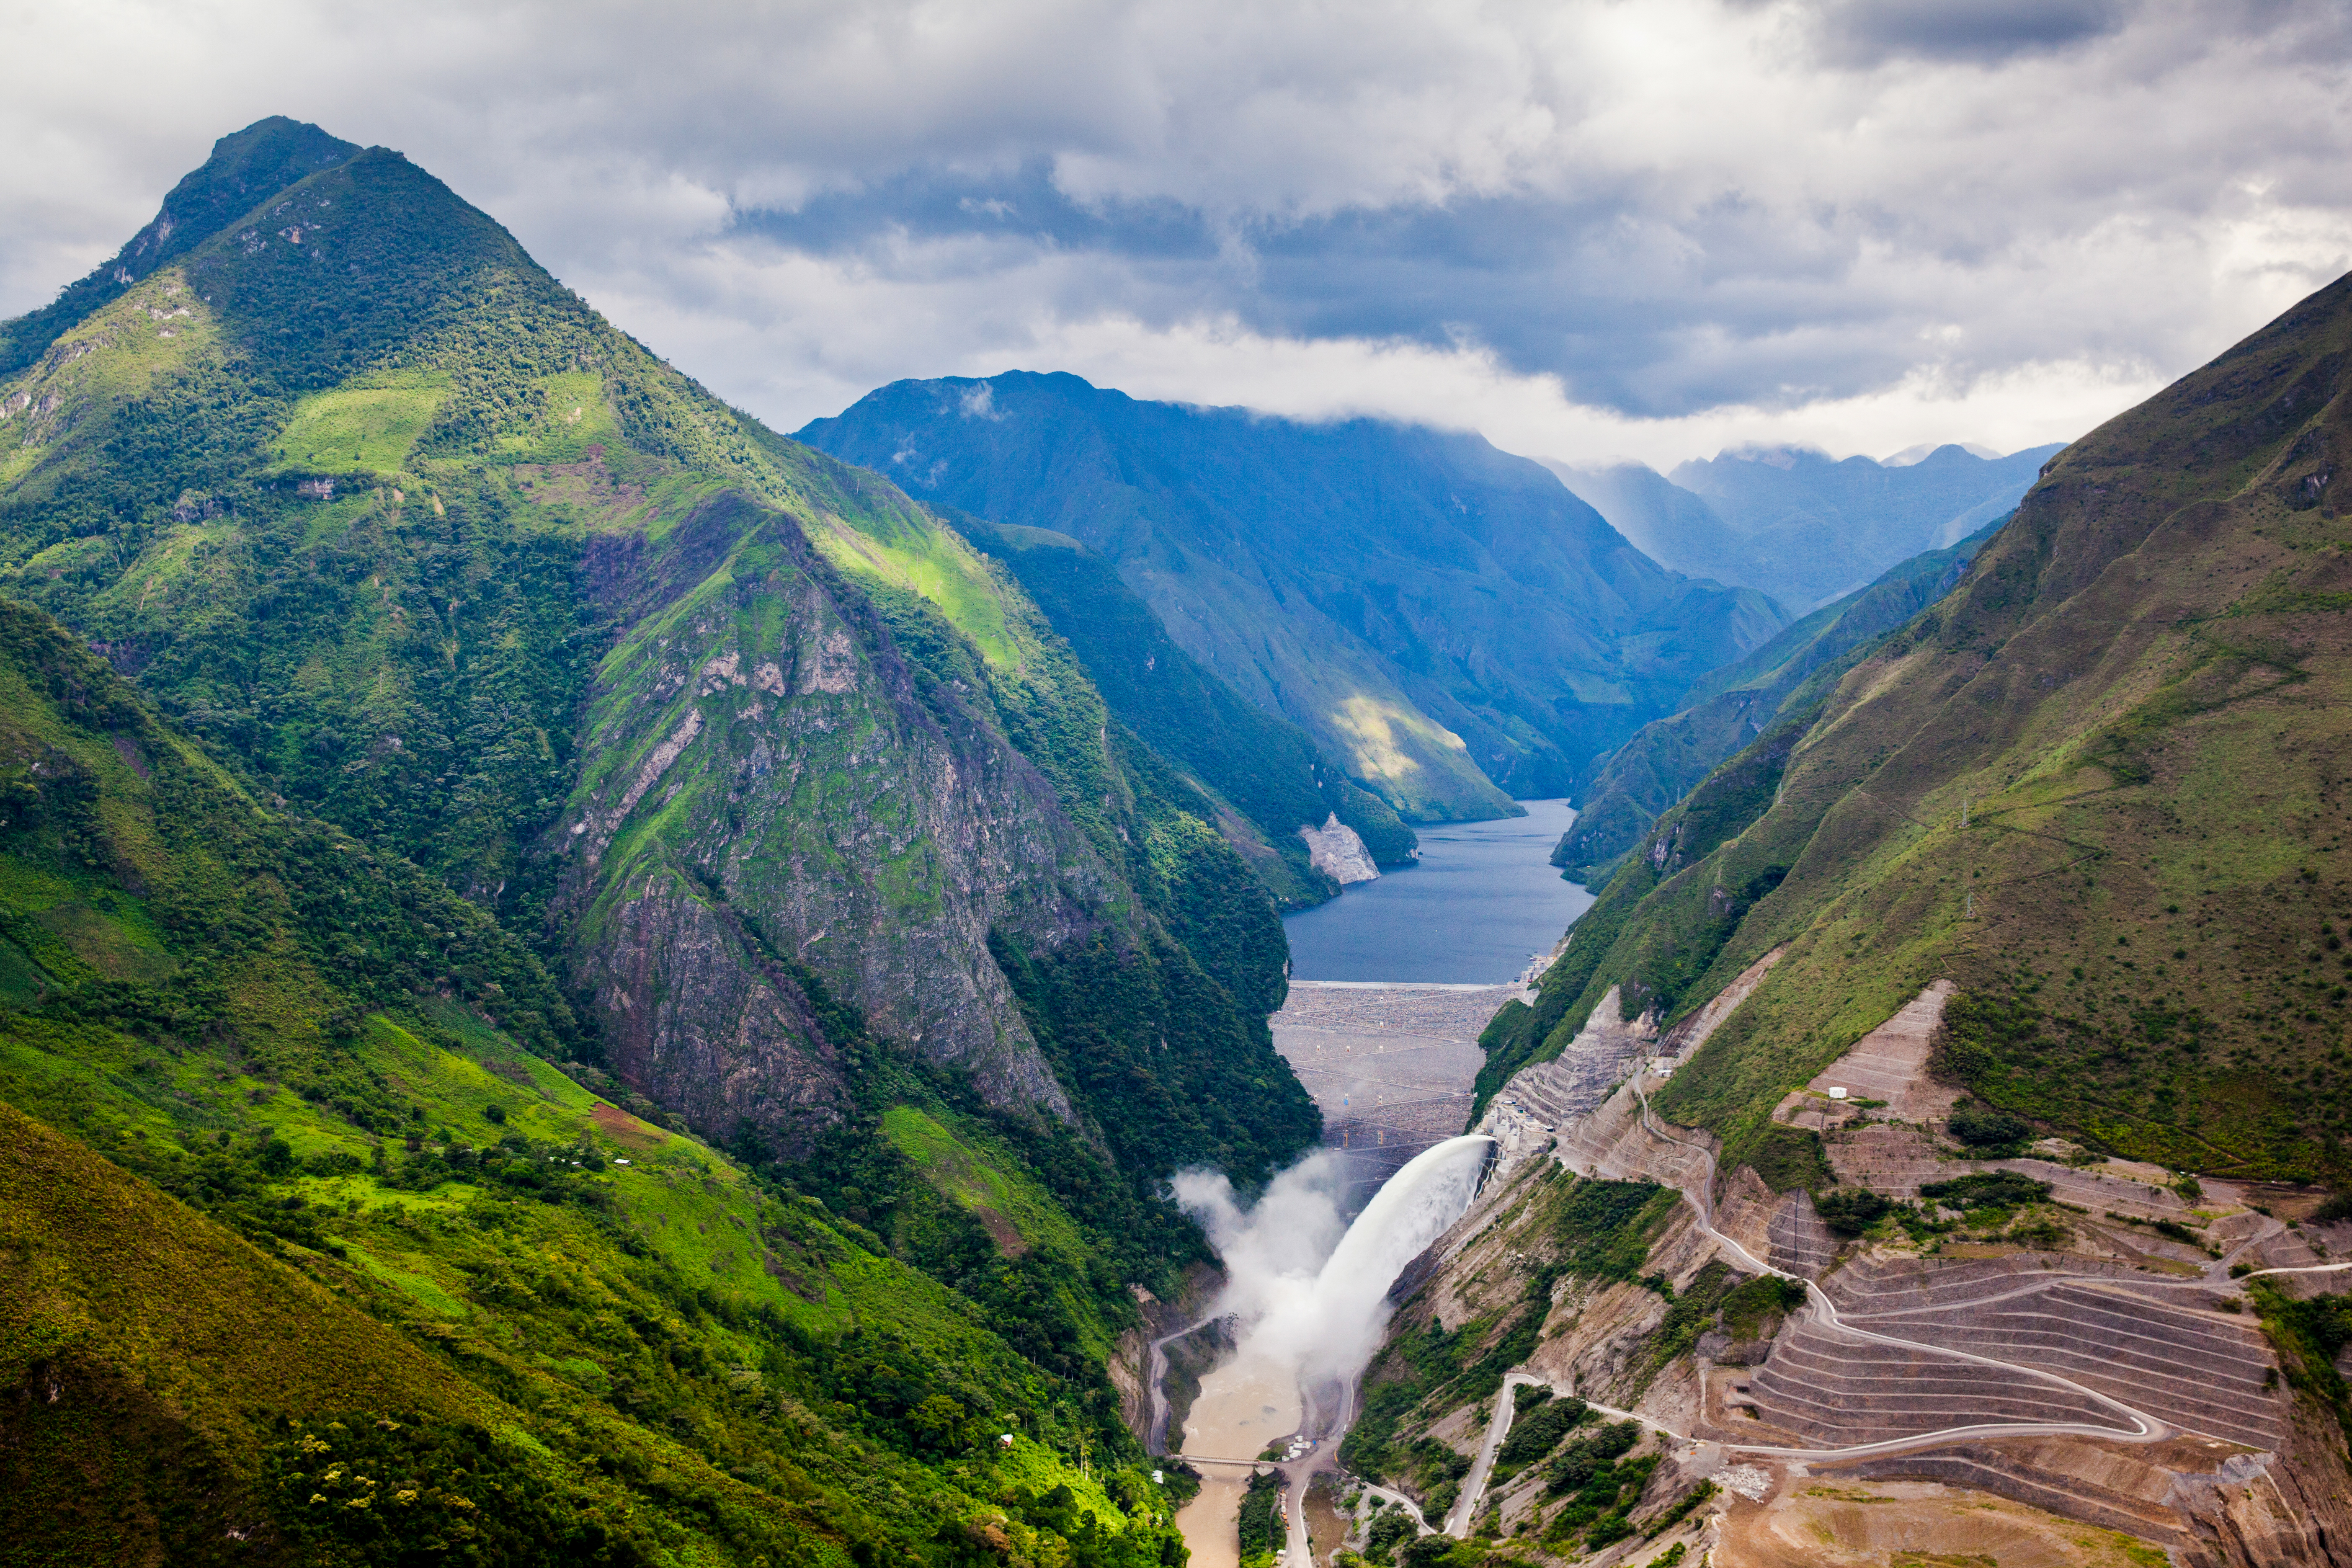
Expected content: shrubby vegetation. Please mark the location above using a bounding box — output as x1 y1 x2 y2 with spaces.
1237 1469 1284 1568
1538 1421 1652 1550
1341 1174 1673 1512
0 124 1338 1568
0 447 1188 1561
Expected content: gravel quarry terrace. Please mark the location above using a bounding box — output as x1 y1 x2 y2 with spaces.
1305 969 2352 1568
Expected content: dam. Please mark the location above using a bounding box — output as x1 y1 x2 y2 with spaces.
1160 798 1586 1566
1272 798 1590 1206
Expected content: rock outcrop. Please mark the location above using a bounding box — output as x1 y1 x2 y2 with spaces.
555 490 1094 1148
1298 813 1380 884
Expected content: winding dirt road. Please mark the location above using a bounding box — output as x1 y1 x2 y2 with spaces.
1430 1079 2296 1534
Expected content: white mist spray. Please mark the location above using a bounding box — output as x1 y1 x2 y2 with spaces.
1177 1135 1496 1402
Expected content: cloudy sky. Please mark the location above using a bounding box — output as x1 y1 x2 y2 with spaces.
6 0 2349 468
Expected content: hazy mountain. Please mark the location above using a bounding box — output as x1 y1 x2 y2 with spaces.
1553 440 2062 610
1549 512 2008 881
799 374 1788 820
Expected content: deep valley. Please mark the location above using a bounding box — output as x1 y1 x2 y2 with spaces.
7 107 2352 1568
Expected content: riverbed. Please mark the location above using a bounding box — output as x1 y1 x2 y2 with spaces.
1170 801 1591 1567
1171 1348 1301 1568
1281 799 1594 983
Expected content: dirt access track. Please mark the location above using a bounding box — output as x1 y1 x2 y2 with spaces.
1445 978 2352 1567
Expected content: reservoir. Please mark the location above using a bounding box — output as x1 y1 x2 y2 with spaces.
1281 798 1595 984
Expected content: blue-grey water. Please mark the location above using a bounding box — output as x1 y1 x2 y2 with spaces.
1281 799 1596 983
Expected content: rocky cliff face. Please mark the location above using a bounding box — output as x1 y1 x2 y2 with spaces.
1299 814 1380 885
553 489 1088 1150
0 120 1313 1180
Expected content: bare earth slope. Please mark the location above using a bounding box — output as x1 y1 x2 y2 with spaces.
1370 271 2352 1568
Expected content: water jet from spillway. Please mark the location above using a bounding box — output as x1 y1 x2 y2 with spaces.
1176 1132 1496 1410
1167 1136 1494 1568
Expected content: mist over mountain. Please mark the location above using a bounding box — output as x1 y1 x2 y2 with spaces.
1555 439 2061 610
798 373 1788 820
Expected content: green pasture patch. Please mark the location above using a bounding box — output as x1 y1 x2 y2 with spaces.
608 1156 781 1298
0 941 47 1007
361 1013 569 1137
489 371 623 464
882 1104 1086 1257
289 485 388 547
89 518 242 613
635 471 741 543
11 534 117 585
991 1435 1133 1529
35 901 175 983
992 523 1086 552
0 1024 187 1147
340 1236 469 1318
814 508 1035 673
271 376 446 473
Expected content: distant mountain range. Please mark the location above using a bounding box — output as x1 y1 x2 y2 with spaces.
1552 439 2063 610
799 373 1790 819
1548 512 2008 882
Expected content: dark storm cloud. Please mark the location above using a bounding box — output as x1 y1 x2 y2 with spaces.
1815 0 2130 66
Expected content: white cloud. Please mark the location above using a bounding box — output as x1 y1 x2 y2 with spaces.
2 0 2347 469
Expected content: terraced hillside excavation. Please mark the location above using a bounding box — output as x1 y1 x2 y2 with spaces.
1435 989 2346 1566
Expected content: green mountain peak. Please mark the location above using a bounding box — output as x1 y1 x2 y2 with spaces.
0 116 361 378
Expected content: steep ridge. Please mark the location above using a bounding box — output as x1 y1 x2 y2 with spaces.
797 372 1789 818
0 596 1195 1564
0 116 361 377
942 511 1417 907
1362 269 2352 1567
0 121 1314 1183
1480 266 2352 1189
1551 517 2007 881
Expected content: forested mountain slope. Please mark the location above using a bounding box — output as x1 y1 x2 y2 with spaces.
946 511 1417 907
0 117 1324 1560
1483 266 2352 1189
798 373 1787 819
0 599 1196 1565
1550 515 2006 882
0 117 1313 1180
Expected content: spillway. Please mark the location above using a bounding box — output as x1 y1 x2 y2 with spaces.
1171 1134 1494 1568
1274 1134 1496 1384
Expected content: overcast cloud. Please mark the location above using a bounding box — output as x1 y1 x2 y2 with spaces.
5 0 2349 467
